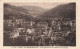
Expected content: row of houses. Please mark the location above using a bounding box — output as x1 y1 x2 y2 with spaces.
4 19 35 28
4 19 76 31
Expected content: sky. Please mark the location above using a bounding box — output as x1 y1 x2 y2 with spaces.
8 2 70 9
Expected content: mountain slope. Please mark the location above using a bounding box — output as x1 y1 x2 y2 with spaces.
4 4 33 20
21 6 47 17
39 3 76 20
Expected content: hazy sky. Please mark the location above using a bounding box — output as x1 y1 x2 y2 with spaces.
8 2 70 9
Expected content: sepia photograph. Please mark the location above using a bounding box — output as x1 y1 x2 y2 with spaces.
3 2 76 46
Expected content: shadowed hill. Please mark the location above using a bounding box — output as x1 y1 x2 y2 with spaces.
4 4 33 20
21 6 47 17
38 3 76 20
